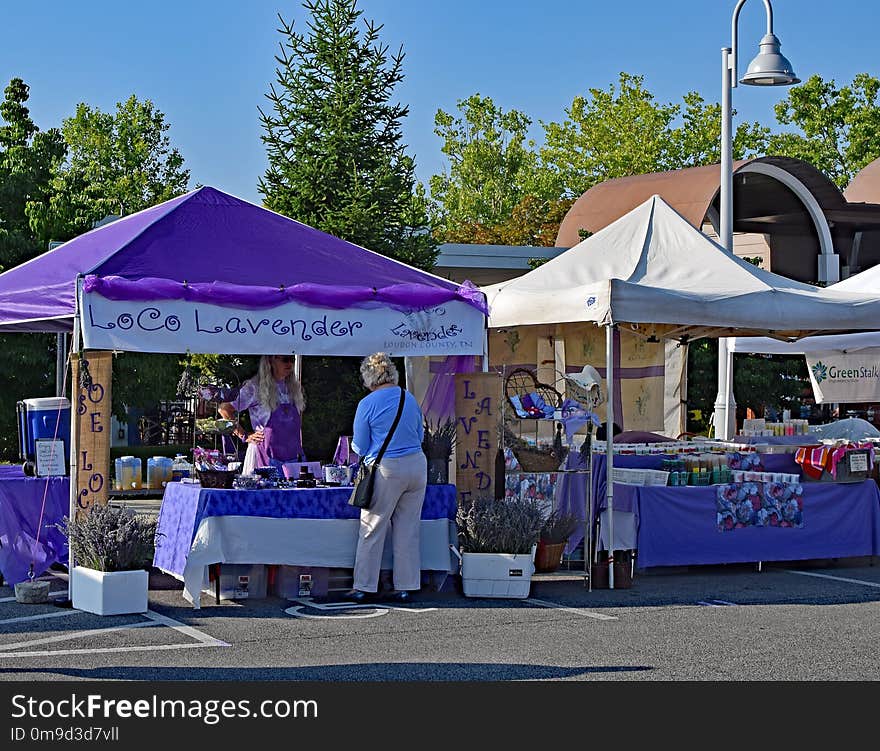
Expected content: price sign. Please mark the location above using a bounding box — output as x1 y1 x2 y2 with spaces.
35 438 66 476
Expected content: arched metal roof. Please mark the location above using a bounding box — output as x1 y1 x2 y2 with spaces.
555 156 847 247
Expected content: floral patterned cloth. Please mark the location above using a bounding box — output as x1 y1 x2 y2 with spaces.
716 481 804 531
726 452 764 472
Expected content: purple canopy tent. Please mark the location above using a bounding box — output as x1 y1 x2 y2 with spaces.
0 186 488 585
0 186 487 356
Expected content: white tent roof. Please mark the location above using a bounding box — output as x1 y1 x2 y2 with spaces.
484 195 880 341
729 262 880 354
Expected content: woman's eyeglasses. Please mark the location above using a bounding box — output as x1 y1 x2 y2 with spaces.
275 356 294 364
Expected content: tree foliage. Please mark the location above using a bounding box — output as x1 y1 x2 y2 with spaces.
0 79 67 459
539 73 769 199
27 95 190 242
769 73 880 189
259 0 435 271
431 74 769 245
259 0 432 459
430 94 563 244
0 78 66 270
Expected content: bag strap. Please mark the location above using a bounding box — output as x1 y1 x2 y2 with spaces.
374 387 406 468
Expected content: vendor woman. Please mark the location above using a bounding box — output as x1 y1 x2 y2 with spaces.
218 355 306 475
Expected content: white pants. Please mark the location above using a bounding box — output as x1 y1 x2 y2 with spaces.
353 452 427 592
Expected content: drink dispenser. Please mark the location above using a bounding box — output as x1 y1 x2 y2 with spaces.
114 456 142 490
147 456 174 489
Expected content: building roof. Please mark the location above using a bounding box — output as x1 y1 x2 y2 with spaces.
555 156 849 247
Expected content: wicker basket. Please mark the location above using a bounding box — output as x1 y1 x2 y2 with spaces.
512 445 568 472
197 468 237 489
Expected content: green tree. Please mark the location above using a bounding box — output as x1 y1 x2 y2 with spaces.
259 0 431 458
430 94 562 243
0 79 67 460
27 95 190 241
540 72 769 199
769 73 880 189
259 0 435 271
0 78 66 270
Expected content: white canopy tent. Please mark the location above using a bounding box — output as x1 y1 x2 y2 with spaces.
729 265 880 356
729 263 880 406
484 194 880 587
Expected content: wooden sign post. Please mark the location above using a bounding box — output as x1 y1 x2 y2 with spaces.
71 350 112 518
454 372 500 506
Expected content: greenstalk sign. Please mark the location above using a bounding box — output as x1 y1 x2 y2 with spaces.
805 348 880 403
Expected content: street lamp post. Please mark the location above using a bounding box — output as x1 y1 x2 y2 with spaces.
713 0 799 439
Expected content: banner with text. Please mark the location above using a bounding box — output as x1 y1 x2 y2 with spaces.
71 350 112 518
454 373 500 506
806 348 880 403
82 293 484 356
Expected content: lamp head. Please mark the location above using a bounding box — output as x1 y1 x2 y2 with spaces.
740 33 799 86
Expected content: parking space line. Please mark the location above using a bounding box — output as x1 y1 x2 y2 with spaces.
526 598 617 620
0 610 78 626
0 641 223 659
143 610 230 646
0 608 228 658
0 589 69 604
786 570 880 588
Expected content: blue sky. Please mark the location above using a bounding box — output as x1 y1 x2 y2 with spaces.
3 1 878 205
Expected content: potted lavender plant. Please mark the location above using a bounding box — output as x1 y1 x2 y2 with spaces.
60 504 157 616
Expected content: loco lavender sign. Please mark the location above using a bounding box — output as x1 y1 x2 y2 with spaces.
81 292 485 356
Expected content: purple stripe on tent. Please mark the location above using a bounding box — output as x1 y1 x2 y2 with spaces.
84 275 489 315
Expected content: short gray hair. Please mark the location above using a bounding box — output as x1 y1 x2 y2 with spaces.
360 352 398 389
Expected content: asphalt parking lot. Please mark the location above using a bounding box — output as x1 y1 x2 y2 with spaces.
1 558 879 681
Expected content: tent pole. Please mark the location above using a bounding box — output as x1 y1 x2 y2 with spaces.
56 333 67 397
606 324 615 590
293 354 303 383
481 327 489 372
67 277 82 601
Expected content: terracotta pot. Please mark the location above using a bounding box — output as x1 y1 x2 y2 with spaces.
589 560 633 589
534 540 566 573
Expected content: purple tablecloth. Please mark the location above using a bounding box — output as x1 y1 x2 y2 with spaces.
555 450 810 555
595 480 880 568
590 452 801 525
0 466 69 584
153 482 457 577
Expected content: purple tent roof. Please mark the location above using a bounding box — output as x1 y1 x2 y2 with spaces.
0 186 484 331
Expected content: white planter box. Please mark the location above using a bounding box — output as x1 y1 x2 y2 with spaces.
72 566 148 616
461 547 535 599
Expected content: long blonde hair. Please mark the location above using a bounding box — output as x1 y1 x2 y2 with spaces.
257 355 305 412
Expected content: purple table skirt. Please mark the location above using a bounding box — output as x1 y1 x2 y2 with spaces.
153 482 457 577
556 450 816 555
0 466 69 584
595 480 880 568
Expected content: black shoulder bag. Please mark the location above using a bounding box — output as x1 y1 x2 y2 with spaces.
349 387 406 510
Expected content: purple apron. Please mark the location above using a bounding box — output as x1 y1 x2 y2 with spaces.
252 402 304 465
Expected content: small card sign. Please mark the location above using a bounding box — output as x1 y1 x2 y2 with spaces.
35 438 66 476
848 452 869 473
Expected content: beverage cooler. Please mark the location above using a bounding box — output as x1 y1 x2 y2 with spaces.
16 397 71 475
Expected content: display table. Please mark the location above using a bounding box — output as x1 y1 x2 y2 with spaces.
593 479 880 568
0 466 69 584
153 482 458 608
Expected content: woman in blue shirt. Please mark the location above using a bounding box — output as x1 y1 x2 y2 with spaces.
347 352 426 603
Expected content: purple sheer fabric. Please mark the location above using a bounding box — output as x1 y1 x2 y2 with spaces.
0 467 69 584
83 275 489 315
421 355 479 424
